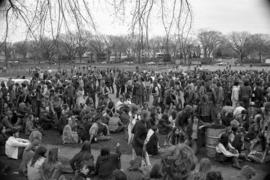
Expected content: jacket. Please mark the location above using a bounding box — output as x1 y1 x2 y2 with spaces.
95 147 121 179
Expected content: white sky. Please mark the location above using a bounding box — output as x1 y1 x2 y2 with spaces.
1 0 270 42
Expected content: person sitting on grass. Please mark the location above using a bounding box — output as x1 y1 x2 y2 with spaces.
62 116 79 144
168 126 187 146
19 130 42 176
95 143 121 180
108 113 125 133
5 128 30 160
27 146 47 180
89 118 110 144
25 112 40 136
228 123 244 154
215 133 241 169
41 148 66 180
70 141 95 176
2 110 22 132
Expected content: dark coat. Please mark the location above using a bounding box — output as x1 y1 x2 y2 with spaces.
95 148 121 179
132 120 148 156
146 132 159 155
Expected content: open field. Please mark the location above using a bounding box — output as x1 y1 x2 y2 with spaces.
2 63 270 78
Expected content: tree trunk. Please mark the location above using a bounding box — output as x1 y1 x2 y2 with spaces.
166 37 169 55
240 52 243 63
259 51 262 63
4 42 8 69
119 52 122 63
107 49 110 62
204 48 207 59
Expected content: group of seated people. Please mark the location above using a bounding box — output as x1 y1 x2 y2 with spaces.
2 125 268 180
214 102 270 169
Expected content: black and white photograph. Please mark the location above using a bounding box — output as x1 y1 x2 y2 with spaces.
0 0 270 179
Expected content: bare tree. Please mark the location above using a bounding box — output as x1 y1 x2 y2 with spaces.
1 0 192 66
248 34 270 61
228 32 251 62
58 32 77 61
13 41 29 59
198 30 223 59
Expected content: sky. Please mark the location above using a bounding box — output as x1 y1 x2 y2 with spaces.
1 0 270 42
190 0 270 34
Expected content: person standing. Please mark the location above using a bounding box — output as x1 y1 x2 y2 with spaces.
87 80 97 108
132 111 149 158
253 81 264 108
152 81 160 107
239 80 252 109
231 81 240 108
64 82 75 109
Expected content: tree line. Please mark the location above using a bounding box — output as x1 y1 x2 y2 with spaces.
1 30 270 65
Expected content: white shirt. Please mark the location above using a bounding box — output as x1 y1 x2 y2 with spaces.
216 143 239 157
144 129 154 145
115 101 123 111
232 85 240 101
124 100 132 105
5 136 30 159
233 106 245 118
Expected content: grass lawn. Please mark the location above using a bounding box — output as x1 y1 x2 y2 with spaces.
42 130 133 154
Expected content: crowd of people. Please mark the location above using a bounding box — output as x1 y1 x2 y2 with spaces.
0 65 270 180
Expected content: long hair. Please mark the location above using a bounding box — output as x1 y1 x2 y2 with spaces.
70 141 93 170
162 144 196 180
219 133 229 148
42 148 59 177
47 148 58 164
30 146 47 167
80 141 91 153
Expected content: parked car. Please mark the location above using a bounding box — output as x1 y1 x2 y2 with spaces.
125 61 134 64
101 61 107 64
216 62 227 66
146 61 155 65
